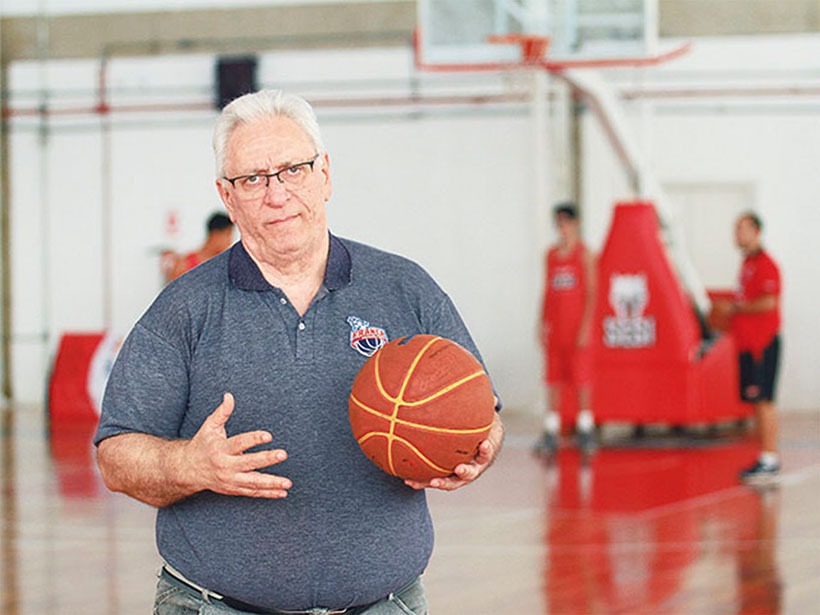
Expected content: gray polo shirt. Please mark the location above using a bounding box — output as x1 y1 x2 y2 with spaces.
94 234 493 611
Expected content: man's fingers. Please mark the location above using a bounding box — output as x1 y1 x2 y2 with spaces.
407 426 502 492
204 392 236 430
205 452 292 497
223 470 292 497
188 392 298 500
232 448 288 472
474 439 494 464
232 487 290 499
404 473 469 492
225 430 274 455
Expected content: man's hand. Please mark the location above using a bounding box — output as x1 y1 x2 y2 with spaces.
97 392 291 507
184 392 292 499
403 411 504 492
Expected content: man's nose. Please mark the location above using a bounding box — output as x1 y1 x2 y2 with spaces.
264 178 290 204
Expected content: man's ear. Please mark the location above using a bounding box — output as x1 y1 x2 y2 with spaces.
216 179 237 221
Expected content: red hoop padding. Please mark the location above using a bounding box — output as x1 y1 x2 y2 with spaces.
591 202 752 425
487 34 551 63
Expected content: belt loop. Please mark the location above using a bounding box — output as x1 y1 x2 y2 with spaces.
163 561 224 603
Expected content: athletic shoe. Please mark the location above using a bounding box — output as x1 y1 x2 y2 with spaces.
739 460 781 485
532 432 559 455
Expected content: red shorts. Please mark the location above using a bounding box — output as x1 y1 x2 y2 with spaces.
545 344 592 386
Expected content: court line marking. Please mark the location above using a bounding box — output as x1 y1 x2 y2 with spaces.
627 462 820 521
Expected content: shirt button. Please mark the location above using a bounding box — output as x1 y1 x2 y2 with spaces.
298 322 306 331
280 297 287 305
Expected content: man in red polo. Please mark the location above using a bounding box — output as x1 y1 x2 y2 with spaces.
729 212 782 484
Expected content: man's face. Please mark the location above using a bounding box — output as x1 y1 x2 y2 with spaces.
735 217 759 252
216 115 331 262
555 213 578 243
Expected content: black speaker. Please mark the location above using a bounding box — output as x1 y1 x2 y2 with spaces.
215 56 258 109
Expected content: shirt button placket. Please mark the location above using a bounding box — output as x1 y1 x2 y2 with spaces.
296 320 307 359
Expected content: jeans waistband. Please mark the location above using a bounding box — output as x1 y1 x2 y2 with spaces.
161 564 378 615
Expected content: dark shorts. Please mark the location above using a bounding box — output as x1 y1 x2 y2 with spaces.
739 335 781 402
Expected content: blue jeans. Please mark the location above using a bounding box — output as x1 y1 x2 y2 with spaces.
153 572 429 615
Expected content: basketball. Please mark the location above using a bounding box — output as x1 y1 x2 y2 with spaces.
348 334 496 480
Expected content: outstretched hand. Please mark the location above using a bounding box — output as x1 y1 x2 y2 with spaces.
404 411 504 492
184 393 292 499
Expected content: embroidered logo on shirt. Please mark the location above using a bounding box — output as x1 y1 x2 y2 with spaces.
347 316 388 358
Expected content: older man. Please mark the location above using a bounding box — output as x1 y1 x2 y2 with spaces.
95 89 503 615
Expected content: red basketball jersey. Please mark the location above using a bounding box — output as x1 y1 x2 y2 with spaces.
542 243 588 347
182 251 202 272
731 249 781 355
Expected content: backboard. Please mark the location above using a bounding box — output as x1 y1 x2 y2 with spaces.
417 0 658 67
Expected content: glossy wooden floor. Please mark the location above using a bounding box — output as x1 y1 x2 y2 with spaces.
1 407 819 614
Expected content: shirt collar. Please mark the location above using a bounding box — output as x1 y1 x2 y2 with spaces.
229 233 352 292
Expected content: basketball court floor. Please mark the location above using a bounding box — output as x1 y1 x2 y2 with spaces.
1 405 818 614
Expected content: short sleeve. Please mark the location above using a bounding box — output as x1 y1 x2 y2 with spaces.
749 255 781 299
425 295 503 411
93 322 191 445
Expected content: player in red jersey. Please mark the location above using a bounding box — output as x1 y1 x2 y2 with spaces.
535 203 597 453
724 212 782 484
165 212 235 283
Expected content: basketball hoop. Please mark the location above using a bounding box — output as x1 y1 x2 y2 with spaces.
487 34 551 64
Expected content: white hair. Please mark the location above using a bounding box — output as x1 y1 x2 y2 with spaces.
212 89 325 178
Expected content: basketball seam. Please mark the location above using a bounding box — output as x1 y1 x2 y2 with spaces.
400 370 488 407
397 336 439 474
381 336 441 475
350 393 493 435
356 431 451 475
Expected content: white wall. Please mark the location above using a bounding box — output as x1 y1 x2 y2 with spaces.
8 48 545 409
7 36 820 412
325 115 542 408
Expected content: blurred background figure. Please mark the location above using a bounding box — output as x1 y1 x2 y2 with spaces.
725 212 783 484
535 203 597 454
165 212 235 283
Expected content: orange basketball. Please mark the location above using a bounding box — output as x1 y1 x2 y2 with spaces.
348 334 495 480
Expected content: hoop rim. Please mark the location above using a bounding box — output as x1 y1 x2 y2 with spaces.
486 34 552 63
414 30 692 74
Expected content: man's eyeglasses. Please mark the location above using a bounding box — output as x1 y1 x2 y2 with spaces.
223 154 320 197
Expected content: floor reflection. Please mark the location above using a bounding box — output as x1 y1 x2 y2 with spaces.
737 488 781 615
2 410 158 615
2 407 818 614
49 417 103 500
543 441 785 614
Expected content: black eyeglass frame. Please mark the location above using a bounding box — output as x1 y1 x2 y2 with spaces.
222 153 320 189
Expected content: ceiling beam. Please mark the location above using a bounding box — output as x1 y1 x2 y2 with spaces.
2 1 819 63
0 1 417 62
660 0 820 37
